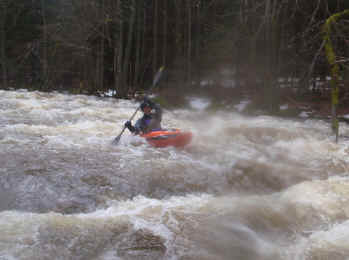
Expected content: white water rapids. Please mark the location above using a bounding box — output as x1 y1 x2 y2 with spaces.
2 89 349 259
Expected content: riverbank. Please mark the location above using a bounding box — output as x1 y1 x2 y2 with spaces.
154 83 349 122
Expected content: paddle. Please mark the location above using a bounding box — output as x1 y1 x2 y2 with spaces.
112 66 165 145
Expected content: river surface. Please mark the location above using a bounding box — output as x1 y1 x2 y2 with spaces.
1 89 349 260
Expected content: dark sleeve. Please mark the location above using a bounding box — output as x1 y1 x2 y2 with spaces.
126 123 136 133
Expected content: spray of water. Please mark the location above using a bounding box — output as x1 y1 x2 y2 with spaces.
1 89 349 259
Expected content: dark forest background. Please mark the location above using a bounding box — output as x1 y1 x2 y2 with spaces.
1 0 348 112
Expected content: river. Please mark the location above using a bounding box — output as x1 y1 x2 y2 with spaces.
1 89 349 260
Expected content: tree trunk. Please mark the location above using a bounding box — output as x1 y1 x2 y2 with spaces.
174 1 181 61
194 1 200 63
162 0 167 67
263 0 279 113
133 2 142 89
100 0 105 91
40 0 48 89
173 0 184 82
115 0 124 96
0 4 7 89
140 4 147 84
123 0 136 95
153 0 159 75
186 0 192 83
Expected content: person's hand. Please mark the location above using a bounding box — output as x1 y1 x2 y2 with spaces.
125 121 132 129
125 121 136 133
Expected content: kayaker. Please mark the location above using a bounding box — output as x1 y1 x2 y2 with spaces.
124 97 162 135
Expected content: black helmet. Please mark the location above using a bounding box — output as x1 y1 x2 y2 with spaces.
140 97 154 111
140 100 152 111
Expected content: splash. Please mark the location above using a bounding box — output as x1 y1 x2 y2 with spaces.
2 89 349 259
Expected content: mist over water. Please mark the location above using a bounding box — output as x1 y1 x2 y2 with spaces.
2 89 349 259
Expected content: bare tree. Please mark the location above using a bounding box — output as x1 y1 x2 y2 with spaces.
133 1 144 89
162 0 168 67
186 0 192 83
0 1 8 88
153 0 159 75
115 0 124 95
97 0 106 91
123 0 136 95
40 0 49 89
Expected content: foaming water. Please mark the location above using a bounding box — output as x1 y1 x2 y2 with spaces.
1 89 349 259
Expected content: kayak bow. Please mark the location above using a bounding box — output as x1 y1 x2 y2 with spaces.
141 129 192 148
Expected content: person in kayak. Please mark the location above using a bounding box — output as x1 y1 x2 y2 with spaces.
124 97 162 135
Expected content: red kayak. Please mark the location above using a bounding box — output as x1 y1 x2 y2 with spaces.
141 129 193 148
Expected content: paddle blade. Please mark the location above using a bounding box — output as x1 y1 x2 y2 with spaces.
152 66 164 87
112 135 121 145
112 126 126 145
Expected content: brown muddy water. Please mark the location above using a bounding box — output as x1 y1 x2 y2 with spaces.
1 89 349 260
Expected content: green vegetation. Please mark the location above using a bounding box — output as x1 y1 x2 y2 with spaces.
323 9 349 141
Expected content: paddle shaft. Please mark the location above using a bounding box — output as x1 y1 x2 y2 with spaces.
112 66 164 144
112 107 140 144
